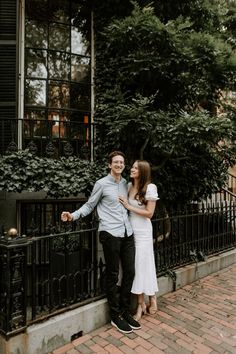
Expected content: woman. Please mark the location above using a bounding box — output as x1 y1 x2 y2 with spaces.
119 160 159 320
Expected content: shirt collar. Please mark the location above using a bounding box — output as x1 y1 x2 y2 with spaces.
107 173 123 183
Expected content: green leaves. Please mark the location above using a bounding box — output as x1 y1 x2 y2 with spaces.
0 151 106 198
93 0 236 207
96 0 236 111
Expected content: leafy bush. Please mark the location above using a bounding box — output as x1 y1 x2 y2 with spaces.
0 151 106 198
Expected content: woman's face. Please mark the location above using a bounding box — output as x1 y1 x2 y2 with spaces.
130 161 139 180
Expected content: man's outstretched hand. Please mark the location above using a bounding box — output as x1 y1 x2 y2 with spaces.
61 211 73 222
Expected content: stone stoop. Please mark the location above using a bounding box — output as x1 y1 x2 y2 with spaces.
1 248 236 354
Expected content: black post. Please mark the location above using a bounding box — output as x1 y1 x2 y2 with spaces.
0 229 30 338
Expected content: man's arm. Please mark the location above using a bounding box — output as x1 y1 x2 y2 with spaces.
61 181 103 222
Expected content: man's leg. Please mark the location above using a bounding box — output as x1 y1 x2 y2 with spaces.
99 231 121 319
99 231 134 333
120 235 141 330
120 235 135 313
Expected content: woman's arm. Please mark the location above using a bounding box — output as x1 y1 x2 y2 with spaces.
119 197 156 219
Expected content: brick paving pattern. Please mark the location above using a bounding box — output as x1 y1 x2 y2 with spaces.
51 264 236 354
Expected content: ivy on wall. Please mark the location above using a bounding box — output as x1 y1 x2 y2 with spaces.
0 150 106 198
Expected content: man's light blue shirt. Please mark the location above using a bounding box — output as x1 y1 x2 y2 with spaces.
71 174 133 237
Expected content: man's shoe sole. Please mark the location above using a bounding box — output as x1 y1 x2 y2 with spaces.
111 320 133 334
129 324 141 330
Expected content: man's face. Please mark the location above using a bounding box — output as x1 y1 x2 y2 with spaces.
109 155 125 176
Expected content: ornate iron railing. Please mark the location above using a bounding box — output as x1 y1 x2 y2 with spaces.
153 201 236 277
0 199 235 337
0 222 105 338
0 118 96 159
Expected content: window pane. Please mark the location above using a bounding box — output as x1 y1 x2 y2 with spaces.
49 23 70 52
48 51 70 80
71 27 89 55
71 1 91 44
71 56 90 83
70 112 89 123
25 49 47 78
25 79 46 106
49 0 70 24
25 110 46 120
70 113 90 145
25 20 48 49
26 0 48 21
24 110 47 137
48 81 70 108
48 111 69 138
71 84 91 110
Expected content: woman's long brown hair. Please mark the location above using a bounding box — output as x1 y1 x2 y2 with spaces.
131 160 151 205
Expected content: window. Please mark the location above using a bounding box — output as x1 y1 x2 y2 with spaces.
24 0 91 157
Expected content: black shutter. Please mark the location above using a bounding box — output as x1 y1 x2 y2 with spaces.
0 0 17 153
0 0 17 38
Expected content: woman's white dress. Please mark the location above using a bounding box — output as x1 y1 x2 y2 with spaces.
129 183 159 296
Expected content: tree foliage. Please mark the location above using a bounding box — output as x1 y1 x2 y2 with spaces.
2 1 235 206
92 0 236 206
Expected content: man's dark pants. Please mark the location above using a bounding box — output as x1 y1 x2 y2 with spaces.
99 231 135 320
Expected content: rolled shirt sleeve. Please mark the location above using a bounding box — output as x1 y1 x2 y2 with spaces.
71 174 133 237
71 181 103 220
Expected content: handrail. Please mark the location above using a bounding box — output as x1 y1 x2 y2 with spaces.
228 172 236 178
222 187 236 199
226 172 236 196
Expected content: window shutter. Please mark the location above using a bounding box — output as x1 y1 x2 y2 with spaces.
0 0 17 153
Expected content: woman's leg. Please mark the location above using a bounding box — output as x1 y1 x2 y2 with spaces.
133 293 147 320
148 294 158 314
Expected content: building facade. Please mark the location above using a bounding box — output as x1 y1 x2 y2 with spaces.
0 0 94 234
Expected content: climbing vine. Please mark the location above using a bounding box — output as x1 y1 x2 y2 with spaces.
0 150 106 198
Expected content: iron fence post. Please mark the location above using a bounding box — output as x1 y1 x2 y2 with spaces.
0 230 30 337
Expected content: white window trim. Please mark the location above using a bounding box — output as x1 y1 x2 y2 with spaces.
17 0 25 150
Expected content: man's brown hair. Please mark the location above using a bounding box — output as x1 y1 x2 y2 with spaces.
108 151 125 164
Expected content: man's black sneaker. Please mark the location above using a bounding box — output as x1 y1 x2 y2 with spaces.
122 311 141 330
111 315 133 334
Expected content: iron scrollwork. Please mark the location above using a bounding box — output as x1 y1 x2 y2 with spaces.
0 236 29 335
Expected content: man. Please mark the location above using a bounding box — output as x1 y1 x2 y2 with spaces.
61 151 141 334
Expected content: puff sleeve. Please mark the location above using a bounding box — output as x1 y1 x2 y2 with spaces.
145 183 159 201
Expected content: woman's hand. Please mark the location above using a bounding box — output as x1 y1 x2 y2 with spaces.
119 197 157 219
118 196 130 210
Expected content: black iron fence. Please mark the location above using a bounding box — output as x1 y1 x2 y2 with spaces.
154 201 236 277
0 118 96 159
0 224 105 338
0 200 235 337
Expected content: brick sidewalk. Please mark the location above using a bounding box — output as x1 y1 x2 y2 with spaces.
51 264 236 354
